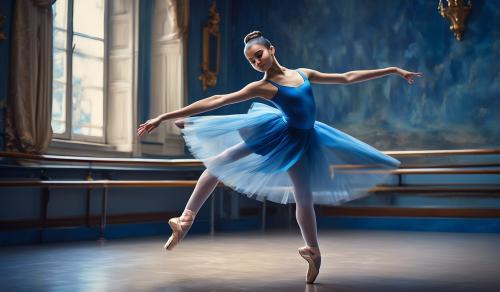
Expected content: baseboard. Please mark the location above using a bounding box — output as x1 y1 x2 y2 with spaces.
0 220 211 246
2 216 499 246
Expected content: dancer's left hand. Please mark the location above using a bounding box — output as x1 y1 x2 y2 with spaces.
397 68 423 85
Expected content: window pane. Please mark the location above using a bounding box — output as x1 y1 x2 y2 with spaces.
72 52 104 89
73 35 104 59
71 0 105 139
54 29 67 50
73 0 104 39
53 50 67 82
72 87 103 137
53 0 68 31
52 81 66 134
52 0 67 135
72 52 104 137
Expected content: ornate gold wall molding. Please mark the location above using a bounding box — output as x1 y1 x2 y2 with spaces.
438 0 472 41
198 1 221 91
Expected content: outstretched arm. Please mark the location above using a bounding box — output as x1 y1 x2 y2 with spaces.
299 67 422 85
137 81 265 136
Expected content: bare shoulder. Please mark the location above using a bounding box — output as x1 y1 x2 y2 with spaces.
297 67 317 79
296 67 347 84
246 79 277 101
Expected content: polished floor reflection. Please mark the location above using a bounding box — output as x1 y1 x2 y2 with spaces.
1 229 499 291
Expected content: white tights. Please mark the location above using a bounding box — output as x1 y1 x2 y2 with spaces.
182 142 319 248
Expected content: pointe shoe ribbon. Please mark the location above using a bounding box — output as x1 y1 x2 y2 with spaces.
164 212 195 251
298 246 321 284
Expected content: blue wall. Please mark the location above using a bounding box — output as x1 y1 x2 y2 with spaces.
188 0 500 150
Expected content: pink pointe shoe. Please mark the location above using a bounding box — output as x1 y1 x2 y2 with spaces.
298 246 321 284
163 211 195 251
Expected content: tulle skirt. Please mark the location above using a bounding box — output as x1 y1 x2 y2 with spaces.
180 102 401 205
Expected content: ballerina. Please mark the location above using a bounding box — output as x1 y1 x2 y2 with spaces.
137 30 422 284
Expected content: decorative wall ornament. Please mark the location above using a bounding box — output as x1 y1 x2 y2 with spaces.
0 14 6 40
438 0 472 41
198 1 220 91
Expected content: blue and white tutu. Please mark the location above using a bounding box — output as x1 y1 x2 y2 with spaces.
180 70 401 205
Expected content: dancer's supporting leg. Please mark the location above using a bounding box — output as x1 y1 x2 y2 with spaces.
288 155 319 248
164 141 253 250
288 154 321 283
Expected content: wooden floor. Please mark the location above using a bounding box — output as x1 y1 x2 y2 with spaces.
1 229 499 291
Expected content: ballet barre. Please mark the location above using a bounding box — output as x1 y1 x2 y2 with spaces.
1 148 500 240
0 179 226 240
2 171 499 239
2 148 500 165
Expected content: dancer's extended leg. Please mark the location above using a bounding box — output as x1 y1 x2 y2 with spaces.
185 141 254 214
288 155 321 283
184 169 219 214
164 141 254 250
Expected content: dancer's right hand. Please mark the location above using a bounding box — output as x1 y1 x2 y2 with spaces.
137 117 162 136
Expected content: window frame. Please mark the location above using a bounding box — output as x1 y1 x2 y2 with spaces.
52 0 109 144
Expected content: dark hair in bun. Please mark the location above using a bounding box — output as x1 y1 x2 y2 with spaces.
244 31 263 44
243 31 272 52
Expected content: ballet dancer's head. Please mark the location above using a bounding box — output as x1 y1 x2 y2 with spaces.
244 31 276 72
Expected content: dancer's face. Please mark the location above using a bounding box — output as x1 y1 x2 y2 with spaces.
245 44 275 72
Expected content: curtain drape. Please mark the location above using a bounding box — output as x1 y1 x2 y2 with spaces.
5 0 55 154
162 0 189 40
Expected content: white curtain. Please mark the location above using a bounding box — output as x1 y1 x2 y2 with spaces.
5 0 55 154
162 0 189 40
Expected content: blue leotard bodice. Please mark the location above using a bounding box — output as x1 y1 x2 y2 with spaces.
266 69 316 130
